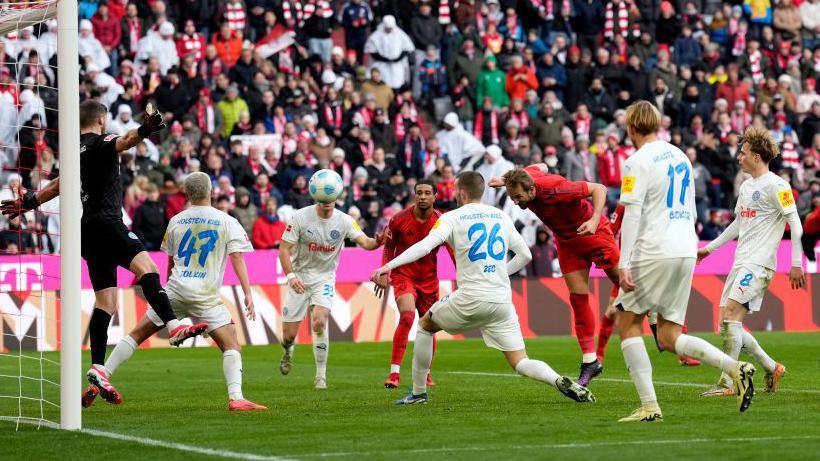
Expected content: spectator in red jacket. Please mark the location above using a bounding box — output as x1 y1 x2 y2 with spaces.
252 197 286 249
505 55 538 102
212 22 243 68
177 19 207 64
716 65 751 112
90 2 122 71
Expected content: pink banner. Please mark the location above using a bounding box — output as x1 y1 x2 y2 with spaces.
0 242 805 292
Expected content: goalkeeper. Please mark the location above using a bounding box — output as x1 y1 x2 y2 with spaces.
1 101 207 407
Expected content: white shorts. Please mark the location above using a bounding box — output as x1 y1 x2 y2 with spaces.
615 258 696 326
429 290 525 352
719 264 773 313
282 280 335 323
147 296 233 333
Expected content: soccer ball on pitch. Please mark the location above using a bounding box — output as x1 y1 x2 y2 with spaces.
308 169 344 204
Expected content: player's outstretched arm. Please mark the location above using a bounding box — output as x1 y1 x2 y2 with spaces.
700 218 740 262
0 178 60 218
278 240 306 294
577 182 607 235
354 234 382 250
230 252 256 320
370 232 447 282
115 107 166 153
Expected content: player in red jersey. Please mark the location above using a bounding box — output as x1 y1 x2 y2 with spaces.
600 204 700 366
490 164 618 386
375 179 454 388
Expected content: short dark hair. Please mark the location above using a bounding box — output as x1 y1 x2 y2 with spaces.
455 171 485 200
502 168 535 190
414 179 437 194
79 100 108 129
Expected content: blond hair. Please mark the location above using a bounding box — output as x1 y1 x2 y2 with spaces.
625 100 661 136
740 126 779 163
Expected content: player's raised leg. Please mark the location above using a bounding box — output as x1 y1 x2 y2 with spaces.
311 306 331 389
209 324 267 410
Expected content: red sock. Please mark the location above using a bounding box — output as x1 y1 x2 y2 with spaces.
596 315 615 362
682 323 688 334
390 311 415 367
569 293 596 355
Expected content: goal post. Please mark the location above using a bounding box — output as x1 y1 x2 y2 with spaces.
56 0 81 431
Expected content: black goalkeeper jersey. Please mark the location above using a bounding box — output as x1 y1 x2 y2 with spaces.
80 132 123 221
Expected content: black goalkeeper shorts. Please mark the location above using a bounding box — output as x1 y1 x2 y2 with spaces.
81 217 146 291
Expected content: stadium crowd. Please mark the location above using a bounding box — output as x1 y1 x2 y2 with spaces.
1 0 819 274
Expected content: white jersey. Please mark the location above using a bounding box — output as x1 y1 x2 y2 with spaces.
162 206 252 306
733 173 796 270
620 140 698 261
281 205 365 285
429 203 526 304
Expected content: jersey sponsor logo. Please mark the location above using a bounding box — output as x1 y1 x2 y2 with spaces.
752 191 761 202
739 206 757 218
104 134 117 142
308 242 336 253
329 229 341 240
778 190 795 208
622 176 635 194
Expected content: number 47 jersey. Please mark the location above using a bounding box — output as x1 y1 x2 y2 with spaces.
619 140 698 262
430 202 527 305
162 205 253 305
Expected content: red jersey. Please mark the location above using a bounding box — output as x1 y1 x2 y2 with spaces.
610 203 625 237
382 206 445 290
524 165 608 242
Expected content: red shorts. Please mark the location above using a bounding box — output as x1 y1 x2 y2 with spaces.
392 275 439 315
556 227 620 275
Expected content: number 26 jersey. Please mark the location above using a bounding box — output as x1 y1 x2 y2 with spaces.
619 140 698 262
162 205 253 305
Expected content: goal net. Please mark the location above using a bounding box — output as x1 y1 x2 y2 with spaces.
0 0 80 431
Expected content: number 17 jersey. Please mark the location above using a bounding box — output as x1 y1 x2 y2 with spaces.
162 205 253 306
619 140 698 262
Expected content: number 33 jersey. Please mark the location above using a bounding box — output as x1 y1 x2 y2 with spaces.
619 140 698 262
162 205 253 305
430 203 527 305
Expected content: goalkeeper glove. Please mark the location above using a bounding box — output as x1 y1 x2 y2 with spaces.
1 190 39 219
137 110 166 138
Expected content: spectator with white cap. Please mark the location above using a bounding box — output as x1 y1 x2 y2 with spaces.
78 19 112 70
364 15 415 90
435 112 485 172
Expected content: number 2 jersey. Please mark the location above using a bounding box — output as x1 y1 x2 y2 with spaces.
161 205 253 306
281 205 365 286
619 140 698 262
427 203 527 305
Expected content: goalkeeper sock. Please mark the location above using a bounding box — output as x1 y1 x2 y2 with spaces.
223 349 244 401
621 336 657 406
312 327 329 379
390 311 415 371
412 329 434 395
515 358 561 388
674 334 737 375
741 329 776 373
104 336 138 376
138 273 179 331
89 308 112 366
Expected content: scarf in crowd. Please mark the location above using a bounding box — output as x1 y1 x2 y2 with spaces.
273 114 287 133
179 33 204 61
732 30 747 57
474 109 499 145
127 17 141 55
575 113 591 138
509 110 529 130
439 0 460 24
539 0 571 20
730 110 751 133
196 101 216 133
359 139 375 163
604 0 630 40
225 2 246 32
324 103 342 130
781 140 799 169
394 114 417 142
580 150 592 181
749 50 764 85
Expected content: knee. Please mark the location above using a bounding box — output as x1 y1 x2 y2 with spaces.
311 318 327 334
657 331 679 352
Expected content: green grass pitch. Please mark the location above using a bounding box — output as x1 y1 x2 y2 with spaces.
2 332 820 460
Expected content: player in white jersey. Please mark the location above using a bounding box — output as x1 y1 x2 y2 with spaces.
698 127 805 397
615 101 755 422
91 173 266 411
371 172 595 405
278 198 382 389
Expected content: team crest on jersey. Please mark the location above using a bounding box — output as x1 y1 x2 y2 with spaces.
778 190 795 208
330 229 341 240
622 176 635 194
104 134 117 142
752 191 761 202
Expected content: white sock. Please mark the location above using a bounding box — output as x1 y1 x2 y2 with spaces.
312 328 329 378
282 340 294 356
621 337 657 406
222 349 244 401
390 364 400 374
165 319 181 333
741 330 776 373
412 329 434 395
515 358 561 388
675 334 737 376
582 352 598 364
718 321 743 384
104 336 138 376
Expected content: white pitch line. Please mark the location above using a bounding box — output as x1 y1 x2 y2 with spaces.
444 371 820 394
1 416 296 461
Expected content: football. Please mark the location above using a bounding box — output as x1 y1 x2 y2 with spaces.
309 169 344 204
